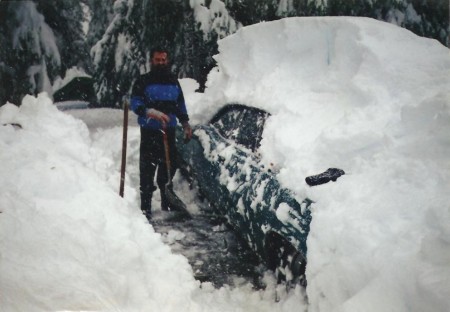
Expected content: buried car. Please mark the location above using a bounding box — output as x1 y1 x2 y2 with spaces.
176 103 314 284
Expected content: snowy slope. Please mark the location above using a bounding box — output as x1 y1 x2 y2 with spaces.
0 95 200 311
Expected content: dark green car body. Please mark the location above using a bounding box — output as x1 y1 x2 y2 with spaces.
176 104 312 279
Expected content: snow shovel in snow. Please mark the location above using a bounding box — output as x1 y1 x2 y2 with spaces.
162 124 191 219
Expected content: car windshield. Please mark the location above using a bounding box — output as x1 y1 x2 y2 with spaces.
210 104 270 151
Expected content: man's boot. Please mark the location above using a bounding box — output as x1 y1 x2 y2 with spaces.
141 186 157 219
141 201 152 220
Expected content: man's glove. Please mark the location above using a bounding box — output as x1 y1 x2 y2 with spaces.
147 108 170 124
181 121 193 142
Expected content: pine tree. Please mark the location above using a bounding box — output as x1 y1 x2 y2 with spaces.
173 7 204 81
90 0 240 105
0 1 60 106
398 0 449 46
226 0 279 25
321 0 449 46
90 0 144 107
36 0 91 75
84 0 115 50
185 0 240 91
88 0 448 108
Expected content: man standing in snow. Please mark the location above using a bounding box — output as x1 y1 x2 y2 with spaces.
130 47 192 219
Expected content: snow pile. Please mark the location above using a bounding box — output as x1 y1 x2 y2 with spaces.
0 94 198 311
194 16 450 311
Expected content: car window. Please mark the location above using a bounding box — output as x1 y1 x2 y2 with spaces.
210 104 270 151
211 108 244 142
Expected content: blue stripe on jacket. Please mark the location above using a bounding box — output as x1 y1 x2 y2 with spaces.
131 82 188 130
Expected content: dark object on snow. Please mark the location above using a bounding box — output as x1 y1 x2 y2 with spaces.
53 76 95 104
3 123 22 129
119 100 129 198
305 168 345 186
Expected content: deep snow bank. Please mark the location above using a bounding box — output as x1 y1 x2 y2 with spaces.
0 94 199 311
193 17 450 311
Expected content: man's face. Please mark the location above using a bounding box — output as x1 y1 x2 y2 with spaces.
151 52 168 67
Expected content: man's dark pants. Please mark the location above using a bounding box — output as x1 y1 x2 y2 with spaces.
139 127 177 214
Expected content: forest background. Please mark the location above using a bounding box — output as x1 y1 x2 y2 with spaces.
0 0 448 108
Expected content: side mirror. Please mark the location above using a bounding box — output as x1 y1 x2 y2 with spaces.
305 168 345 186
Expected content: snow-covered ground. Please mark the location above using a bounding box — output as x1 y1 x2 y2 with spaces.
1 16 449 311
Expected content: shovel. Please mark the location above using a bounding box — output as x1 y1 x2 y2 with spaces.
119 100 129 198
162 123 191 218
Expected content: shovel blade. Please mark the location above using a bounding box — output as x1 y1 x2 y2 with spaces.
165 186 191 218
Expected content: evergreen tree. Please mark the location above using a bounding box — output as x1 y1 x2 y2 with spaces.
90 0 143 107
90 0 239 106
184 0 240 91
224 0 448 46
401 0 449 46
0 13 10 105
139 0 185 54
36 0 91 75
226 0 279 25
0 0 60 106
2 0 447 108
85 0 115 51
173 7 206 81
321 0 449 46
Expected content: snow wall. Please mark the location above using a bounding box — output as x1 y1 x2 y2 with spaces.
195 16 450 312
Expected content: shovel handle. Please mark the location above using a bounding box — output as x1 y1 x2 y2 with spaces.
162 123 172 186
119 100 129 197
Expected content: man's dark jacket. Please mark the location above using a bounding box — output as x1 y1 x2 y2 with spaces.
131 69 189 130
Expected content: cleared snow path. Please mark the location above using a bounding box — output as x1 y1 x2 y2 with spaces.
152 209 263 288
67 107 265 288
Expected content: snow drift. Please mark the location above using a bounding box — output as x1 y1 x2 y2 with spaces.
0 94 199 311
194 16 450 312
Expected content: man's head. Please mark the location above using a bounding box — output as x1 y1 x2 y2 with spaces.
150 47 169 72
